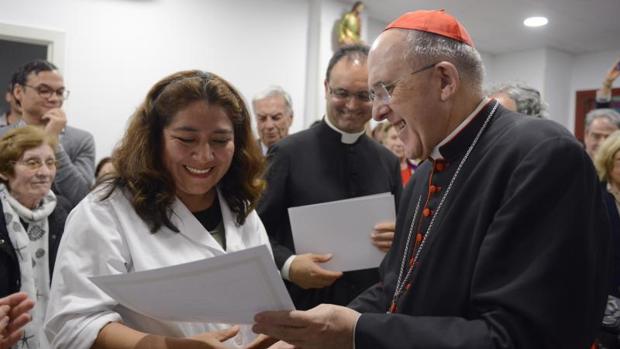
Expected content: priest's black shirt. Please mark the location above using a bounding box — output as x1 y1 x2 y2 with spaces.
349 101 611 348
258 120 402 309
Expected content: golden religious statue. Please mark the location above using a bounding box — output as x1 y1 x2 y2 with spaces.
338 2 365 46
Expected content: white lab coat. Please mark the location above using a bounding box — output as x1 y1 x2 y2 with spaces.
44 187 272 349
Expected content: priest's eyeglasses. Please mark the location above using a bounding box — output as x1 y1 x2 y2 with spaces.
328 87 371 103
369 62 438 104
23 84 70 101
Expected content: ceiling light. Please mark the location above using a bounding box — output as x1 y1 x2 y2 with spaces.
523 16 548 27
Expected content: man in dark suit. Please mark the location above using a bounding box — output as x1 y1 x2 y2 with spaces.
257 44 402 310
253 10 610 349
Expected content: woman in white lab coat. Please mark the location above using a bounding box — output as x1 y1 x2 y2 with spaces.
45 71 270 349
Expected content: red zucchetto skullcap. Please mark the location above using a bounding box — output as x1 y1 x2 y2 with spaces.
385 9 475 47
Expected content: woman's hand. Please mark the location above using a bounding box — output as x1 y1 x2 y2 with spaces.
184 325 240 348
244 334 279 349
0 292 34 349
96 322 239 349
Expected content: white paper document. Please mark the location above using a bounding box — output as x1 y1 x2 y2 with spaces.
288 192 395 272
90 244 294 324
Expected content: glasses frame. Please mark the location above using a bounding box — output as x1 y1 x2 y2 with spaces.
12 158 60 171
327 86 372 104
369 62 439 104
22 84 70 101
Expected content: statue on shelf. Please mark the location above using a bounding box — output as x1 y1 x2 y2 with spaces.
338 1 365 47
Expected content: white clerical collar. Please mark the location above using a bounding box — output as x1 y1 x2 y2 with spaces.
430 97 489 160
323 115 365 144
259 140 269 156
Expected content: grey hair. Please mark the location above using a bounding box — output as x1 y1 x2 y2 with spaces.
252 85 293 115
403 30 484 93
487 82 549 118
585 108 620 131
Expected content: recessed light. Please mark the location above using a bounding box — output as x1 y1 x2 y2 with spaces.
523 16 548 27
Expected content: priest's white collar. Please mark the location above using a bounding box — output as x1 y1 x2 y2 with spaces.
430 97 489 160
324 115 365 144
259 140 268 156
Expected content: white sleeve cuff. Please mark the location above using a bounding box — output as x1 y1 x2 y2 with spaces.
352 313 361 349
280 255 296 280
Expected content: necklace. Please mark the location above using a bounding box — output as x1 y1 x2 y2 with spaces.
389 101 499 313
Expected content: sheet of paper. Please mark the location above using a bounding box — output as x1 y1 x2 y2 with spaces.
90 244 294 324
288 192 395 272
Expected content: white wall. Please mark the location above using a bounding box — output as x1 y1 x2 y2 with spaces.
543 48 573 127
485 49 547 93
367 16 385 46
0 0 310 161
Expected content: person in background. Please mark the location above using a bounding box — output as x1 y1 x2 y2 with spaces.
487 82 548 118
253 9 609 349
257 44 401 311
597 57 620 108
95 157 115 179
45 70 271 349
584 108 620 160
594 130 620 349
0 126 72 349
381 123 418 186
1 59 96 208
1 82 21 127
369 122 386 143
251 86 294 156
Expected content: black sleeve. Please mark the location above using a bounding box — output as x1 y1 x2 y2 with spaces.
257 144 295 269
354 137 611 348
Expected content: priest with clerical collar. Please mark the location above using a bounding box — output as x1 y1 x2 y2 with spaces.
253 9 610 349
257 44 402 312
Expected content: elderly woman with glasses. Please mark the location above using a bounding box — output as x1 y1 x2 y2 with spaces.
0 125 72 349
45 71 272 349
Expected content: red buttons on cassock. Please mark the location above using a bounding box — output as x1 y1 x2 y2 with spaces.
415 233 423 244
434 161 445 172
429 185 438 193
423 208 432 217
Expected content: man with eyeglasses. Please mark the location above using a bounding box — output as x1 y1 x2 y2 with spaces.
0 59 95 208
257 44 402 311
253 10 609 349
252 86 294 156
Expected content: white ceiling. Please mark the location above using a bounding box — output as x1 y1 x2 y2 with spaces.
358 0 620 55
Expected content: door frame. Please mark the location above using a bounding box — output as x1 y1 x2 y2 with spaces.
0 22 65 70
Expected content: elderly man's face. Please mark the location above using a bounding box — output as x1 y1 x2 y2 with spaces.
253 95 293 148
585 117 618 159
324 58 372 133
369 30 449 159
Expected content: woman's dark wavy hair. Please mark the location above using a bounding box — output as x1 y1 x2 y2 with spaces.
98 70 265 233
